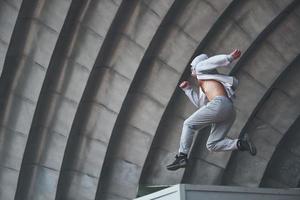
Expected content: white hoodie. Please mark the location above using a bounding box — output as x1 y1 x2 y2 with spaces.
182 54 238 108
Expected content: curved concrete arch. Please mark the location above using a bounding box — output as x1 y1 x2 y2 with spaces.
0 0 22 75
43 1 176 200
0 0 71 199
95 0 238 198
183 0 299 184
261 116 300 188
94 1 196 198
141 0 295 186
222 4 300 185
54 1 155 199
140 0 236 185
229 0 298 75
223 55 300 186
220 2 299 186
0 0 299 199
14 0 121 200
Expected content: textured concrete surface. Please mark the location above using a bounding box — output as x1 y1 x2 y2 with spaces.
0 0 299 200
223 6 300 186
261 114 300 188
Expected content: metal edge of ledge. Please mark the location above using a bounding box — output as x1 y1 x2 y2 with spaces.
135 184 181 200
135 184 300 200
183 184 300 196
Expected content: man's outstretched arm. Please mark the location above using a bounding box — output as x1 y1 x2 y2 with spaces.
194 49 241 72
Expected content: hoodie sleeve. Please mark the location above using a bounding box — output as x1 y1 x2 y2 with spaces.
181 86 207 108
195 54 233 72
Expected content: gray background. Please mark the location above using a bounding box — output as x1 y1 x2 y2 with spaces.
0 0 299 199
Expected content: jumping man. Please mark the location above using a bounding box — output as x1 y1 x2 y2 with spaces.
167 49 256 171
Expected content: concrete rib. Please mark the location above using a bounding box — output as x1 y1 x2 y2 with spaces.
223 55 300 186
13 0 120 200
0 0 71 199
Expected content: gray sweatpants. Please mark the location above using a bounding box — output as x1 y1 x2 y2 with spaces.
179 96 238 154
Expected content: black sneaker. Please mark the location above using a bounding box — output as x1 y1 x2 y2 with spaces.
237 134 257 156
166 153 188 171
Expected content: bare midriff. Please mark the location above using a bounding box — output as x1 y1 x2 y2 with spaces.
198 79 227 101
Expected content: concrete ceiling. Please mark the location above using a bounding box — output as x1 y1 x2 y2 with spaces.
0 0 299 199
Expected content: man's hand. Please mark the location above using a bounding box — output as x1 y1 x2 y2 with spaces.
230 49 241 60
179 81 190 89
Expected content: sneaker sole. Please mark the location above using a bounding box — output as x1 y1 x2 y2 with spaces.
166 162 188 171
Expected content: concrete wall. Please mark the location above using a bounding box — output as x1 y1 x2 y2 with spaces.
0 0 299 199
